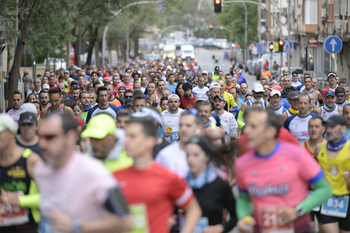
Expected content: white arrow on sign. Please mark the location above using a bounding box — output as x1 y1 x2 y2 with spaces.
330 39 337 52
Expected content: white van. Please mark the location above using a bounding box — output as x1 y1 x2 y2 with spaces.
180 45 195 60
261 53 287 68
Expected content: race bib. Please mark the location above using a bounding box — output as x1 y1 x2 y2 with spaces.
170 131 179 143
321 195 349 218
0 191 29 227
258 206 294 233
126 203 149 233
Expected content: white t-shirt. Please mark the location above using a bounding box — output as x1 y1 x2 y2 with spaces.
193 86 209 94
34 152 117 221
156 142 189 178
291 81 302 88
215 111 238 143
161 109 185 143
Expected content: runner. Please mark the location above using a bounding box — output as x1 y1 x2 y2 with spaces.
307 92 321 115
145 81 160 106
238 83 248 101
39 90 50 114
218 80 237 111
180 83 196 110
116 109 131 129
161 94 185 143
235 107 332 233
192 76 209 94
321 72 338 97
27 78 42 99
230 86 243 115
35 114 132 233
166 73 177 94
0 113 41 233
302 76 322 105
160 97 169 112
301 117 326 156
314 115 350 233
81 113 133 172
342 103 350 140
233 67 247 84
321 90 343 121
133 95 147 112
156 79 166 99
41 87 74 118
116 72 134 92
269 89 287 116
280 91 299 123
284 93 322 143
335 86 349 107
79 91 91 122
113 117 201 233
6 90 23 122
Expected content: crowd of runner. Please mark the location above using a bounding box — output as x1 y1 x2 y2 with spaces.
1 56 350 233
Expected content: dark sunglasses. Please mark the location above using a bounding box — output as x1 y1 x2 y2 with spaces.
125 95 133 99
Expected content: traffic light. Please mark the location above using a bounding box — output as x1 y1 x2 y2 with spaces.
278 40 284 52
231 43 235 48
214 0 222 13
237 45 241 48
209 24 213 30
33 61 36 66
269 43 274 52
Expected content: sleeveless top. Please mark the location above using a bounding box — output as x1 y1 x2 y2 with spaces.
320 105 339 121
302 89 317 104
318 141 350 195
0 149 37 232
246 99 267 109
145 94 160 106
46 104 65 117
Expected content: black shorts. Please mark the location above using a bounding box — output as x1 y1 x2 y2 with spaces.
316 195 350 231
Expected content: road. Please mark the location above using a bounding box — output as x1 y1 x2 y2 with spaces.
194 47 258 88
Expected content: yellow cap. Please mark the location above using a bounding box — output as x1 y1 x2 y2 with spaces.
244 216 252 224
81 114 116 139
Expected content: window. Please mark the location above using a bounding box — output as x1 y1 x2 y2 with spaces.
304 0 318 24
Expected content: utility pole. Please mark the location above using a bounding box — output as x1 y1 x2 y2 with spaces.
287 0 291 71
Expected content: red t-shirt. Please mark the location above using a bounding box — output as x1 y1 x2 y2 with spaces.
113 163 194 233
180 94 196 110
225 84 234 93
236 128 300 157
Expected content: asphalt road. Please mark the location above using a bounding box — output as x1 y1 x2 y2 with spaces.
194 47 258 89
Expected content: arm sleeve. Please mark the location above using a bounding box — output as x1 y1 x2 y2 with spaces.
299 178 332 213
237 110 245 128
222 183 237 232
236 190 253 220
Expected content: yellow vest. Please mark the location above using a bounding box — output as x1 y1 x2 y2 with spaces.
101 150 133 173
318 141 350 195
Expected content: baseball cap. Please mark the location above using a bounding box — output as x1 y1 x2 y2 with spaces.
42 84 50 90
124 98 133 106
270 90 281 97
81 114 116 139
233 67 241 72
76 67 81 71
208 72 213 75
214 66 220 71
209 82 220 90
118 86 127 91
20 103 37 115
325 90 336 97
19 112 37 124
288 91 299 99
269 85 283 93
252 84 264 92
202 70 208 75
103 77 111 82
103 72 110 77
335 86 345 94
326 115 347 126
214 95 225 102
71 81 78 86
327 72 336 78
0 113 18 134
195 93 209 102
168 94 180 101
64 70 69 74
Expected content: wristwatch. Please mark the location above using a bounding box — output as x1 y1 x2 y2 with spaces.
295 205 305 217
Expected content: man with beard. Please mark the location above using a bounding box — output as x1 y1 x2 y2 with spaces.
335 86 349 107
41 87 74 118
161 94 185 143
105 83 122 107
39 90 50 115
79 91 92 122
238 83 248 101
314 115 350 233
6 90 23 122
302 76 322 105
180 83 196 110
71 87 81 104
321 90 343 121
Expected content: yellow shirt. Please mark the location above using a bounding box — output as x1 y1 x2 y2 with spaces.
221 91 237 109
318 141 350 195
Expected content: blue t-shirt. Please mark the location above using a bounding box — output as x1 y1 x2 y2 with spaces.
166 82 177 94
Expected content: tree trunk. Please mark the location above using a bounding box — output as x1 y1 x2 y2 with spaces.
9 0 40 107
86 26 98 66
120 43 126 61
133 36 139 57
95 40 100 66
0 0 9 18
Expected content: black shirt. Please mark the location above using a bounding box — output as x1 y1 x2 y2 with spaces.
15 137 40 157
192 177 237 232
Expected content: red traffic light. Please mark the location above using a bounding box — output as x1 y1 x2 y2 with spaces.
237 45 241 48
209 24 213 29
214 0 222 13
215 0 221 3
278 40 284 46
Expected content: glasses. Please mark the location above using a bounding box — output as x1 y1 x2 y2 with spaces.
293 75 298 77
125 95 133 99
336 94 345 97
255 92 264 95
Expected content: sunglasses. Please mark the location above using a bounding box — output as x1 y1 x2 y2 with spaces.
125 95 133 99
38 133 62 141
255 92 264 95
336 94 345 97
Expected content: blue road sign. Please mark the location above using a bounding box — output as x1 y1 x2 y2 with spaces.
257 43 263 54
283 41 293 54
324 36 342 54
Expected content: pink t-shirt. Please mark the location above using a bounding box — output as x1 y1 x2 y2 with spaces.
235 142 323 233
33 152 117 220
116 82 134 93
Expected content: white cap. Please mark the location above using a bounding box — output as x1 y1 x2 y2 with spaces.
20 103 37 115
168 94 180 101
202 70 208 74
0 113 18 133
252 84 264 92
76 67 81 71
209 82 220 90
42 84 50 90
270 90 281 97
184 67 189 71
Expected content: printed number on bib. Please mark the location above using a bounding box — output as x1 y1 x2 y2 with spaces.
0 191 29 227
126 203 149 233
170 132 179 143
258 206 294 233
321 195 349 218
